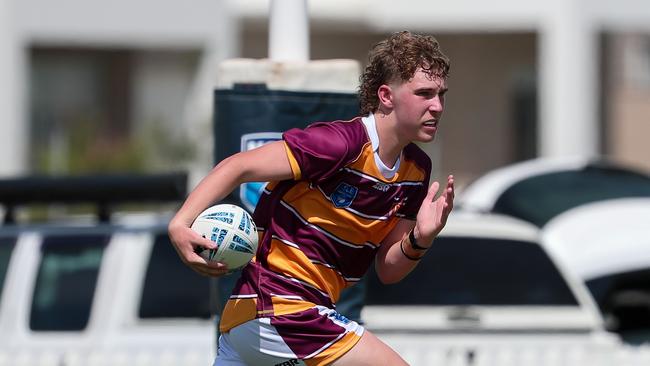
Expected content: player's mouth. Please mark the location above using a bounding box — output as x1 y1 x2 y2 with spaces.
423 120 438 128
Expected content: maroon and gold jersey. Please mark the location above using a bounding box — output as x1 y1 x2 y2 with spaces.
220 115 431 333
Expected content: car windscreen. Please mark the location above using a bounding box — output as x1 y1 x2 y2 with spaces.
30 234 108 331
0 236 17 307
139 233 212 319
365 236 578 306
493 166 650 227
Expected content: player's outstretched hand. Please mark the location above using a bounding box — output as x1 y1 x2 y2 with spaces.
168 220 229 277
414 175 455 247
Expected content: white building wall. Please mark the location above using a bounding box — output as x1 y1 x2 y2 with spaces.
0 0 27 176
1 0 650 176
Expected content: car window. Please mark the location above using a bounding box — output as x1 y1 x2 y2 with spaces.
139 233 212 319
587 268 650 343
493 167 650 227
366 236 578 306
0 236 17 306
30 234 108 331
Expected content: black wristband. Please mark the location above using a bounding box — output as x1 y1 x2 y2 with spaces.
400 239 422 261
409 229 429 250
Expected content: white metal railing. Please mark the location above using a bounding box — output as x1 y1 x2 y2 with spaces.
1 344 650 366
393 343 650 366
0 349 213 366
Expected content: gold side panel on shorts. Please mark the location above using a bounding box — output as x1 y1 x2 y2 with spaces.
219 297 257 333
304 330 363 366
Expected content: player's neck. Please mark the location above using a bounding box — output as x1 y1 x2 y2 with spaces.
374 112 407 168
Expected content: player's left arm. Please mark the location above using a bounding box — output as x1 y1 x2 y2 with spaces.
374 175 454 284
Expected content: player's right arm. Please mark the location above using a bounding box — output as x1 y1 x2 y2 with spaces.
168 141 294 276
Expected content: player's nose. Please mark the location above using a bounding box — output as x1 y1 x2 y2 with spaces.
428 96 443 113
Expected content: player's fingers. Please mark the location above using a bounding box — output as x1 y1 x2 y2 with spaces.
193 266 225 277
446 175 455 199
191 248 229 270
205 260 228 270
201 267 228 277
426 181 440 202
204 265 229 277
191 260 228 277
193 235 218 252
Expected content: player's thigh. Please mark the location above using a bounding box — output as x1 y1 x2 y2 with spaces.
213 334 248 366
332 330 408 366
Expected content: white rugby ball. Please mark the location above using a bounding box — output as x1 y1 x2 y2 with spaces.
191 204 258 271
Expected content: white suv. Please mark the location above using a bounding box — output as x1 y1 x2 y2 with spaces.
0 214 218 366
362 211 623 366
543 198 650 345
0 176 637 366
0 173 217 366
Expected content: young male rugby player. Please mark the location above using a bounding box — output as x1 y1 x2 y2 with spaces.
169 31 454 365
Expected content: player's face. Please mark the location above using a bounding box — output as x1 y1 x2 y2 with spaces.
391 68 448 143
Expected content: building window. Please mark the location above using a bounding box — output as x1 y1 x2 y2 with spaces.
29 48 199 174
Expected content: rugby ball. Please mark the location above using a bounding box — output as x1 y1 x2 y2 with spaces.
191 204 258 271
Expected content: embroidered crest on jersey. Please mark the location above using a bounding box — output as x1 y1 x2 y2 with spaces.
330 182 358 208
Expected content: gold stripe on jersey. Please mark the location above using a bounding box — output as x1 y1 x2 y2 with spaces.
284 141 302 180
278 143 427 247
219 297 257 333
267 238 346 301
282 182 395 246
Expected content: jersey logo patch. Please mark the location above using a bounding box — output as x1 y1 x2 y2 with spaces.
331 182 358 208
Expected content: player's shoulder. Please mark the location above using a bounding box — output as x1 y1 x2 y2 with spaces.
305 116 366 141
282 116 369 168
300 117 368 153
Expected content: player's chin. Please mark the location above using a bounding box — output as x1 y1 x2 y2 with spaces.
416 130 437 143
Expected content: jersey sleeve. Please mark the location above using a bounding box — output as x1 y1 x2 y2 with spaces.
283 121 362 182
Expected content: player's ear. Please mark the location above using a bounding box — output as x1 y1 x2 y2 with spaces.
377 84 394 110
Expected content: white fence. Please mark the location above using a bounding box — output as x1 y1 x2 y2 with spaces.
392 343 650 366
0 349 213 366
2 344 650 366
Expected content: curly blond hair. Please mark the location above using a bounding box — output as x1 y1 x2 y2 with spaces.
359 31 450 115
